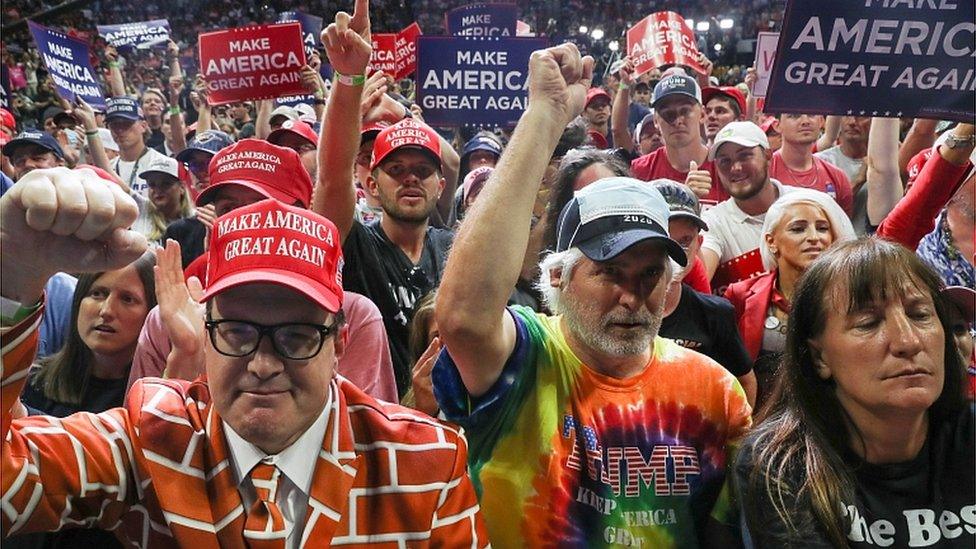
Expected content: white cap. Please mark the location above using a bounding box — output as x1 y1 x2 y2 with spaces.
709 121 770 160
294 103 317 124
270 105 299 123
96 128 119 152
139 155 180 180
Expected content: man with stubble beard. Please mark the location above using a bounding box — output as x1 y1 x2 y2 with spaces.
700 122 798 291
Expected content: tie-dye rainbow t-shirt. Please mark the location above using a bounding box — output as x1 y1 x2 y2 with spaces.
434 305 752 548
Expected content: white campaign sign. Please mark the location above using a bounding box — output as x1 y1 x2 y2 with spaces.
754 32 780 98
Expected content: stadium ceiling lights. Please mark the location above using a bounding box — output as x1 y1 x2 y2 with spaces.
695 21 710 32
608 40 619 52
591 28 605 40
579 25 588 34
685 19 694 30
719 18 734 29
714 43 723 52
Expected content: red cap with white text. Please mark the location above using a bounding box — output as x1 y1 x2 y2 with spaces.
370 118 442 170
196 138 313 208
201 198 343 312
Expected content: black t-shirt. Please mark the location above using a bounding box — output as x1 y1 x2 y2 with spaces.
21 371 128 417
146 127 166 154
342 220 453 398
736 407 975 548
163 217 207 268
660 284 753 377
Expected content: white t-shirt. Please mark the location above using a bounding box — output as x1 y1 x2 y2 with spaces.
110 146 169 198
701 179 796 264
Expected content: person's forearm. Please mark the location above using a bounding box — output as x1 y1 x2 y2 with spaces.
255 99 272 140
196 104 212 132
439 106 564 329
746 91 758 123
169 109 187 154
816 115 841 151
84 128 112 174
866 118 901 225
938 123 975 166
313 78 362 241
108 63 125 97
612 85 634 151
898 118 938 179
436 135 459 220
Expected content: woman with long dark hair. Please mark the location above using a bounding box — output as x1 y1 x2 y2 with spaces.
21 252 157 416
734 238 972 547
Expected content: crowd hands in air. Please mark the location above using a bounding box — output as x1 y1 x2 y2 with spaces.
0 0 974 547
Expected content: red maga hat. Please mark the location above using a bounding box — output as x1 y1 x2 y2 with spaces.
585 87 612 108
195 138 313 208
370 118 442 171
702 86 747 116
201 198 344 313
268 119 318 148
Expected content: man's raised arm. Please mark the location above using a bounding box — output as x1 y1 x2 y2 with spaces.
436 44 593 397
313 0 371 242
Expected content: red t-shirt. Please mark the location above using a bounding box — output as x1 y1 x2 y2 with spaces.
769 151 854 215
630 148 730 206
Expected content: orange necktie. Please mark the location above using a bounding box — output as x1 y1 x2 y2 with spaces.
243 461 287 549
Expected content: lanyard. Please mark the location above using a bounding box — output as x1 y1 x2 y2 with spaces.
115 147 150 190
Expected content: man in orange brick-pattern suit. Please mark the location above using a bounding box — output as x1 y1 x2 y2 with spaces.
0 169 489 547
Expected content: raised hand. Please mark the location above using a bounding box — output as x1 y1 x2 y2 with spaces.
744 67 758 94
526 43 594 127
410 336 442 416
0 167 147 303
154 240 206 380
321 0 372 76
195 203 217 232
72 97 98 131
359 70 389 119
618 56 636 87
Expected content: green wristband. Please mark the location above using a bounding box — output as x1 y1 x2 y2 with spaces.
333 72 366 87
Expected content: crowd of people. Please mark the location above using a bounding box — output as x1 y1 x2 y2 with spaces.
0 0 973 547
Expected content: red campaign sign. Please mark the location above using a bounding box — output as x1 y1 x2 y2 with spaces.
394 22 422 80
370 33 397 74
626 11 705 77
198 22 307 105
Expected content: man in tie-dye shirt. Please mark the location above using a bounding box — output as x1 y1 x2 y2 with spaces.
433 43 752 548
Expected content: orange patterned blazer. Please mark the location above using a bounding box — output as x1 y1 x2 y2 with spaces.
1 308 489 548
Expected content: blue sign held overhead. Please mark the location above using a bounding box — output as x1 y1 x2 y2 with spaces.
28 21 106 109
417 36 546 127
765 0 974 122
97 19 171 52
445 3 518 37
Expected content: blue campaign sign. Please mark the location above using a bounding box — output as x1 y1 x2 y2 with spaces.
28 21 106 109
765 0 974 122
97 19 170 52
445 3 518 37
278 11 323 59
416 36 546 127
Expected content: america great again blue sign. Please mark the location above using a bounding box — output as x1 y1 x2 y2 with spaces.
765 0 974 122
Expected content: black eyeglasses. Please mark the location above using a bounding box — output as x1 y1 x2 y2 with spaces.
205 317 340 360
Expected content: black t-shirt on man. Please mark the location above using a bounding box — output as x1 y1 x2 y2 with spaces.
660 283 753 377
342 220 453 398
